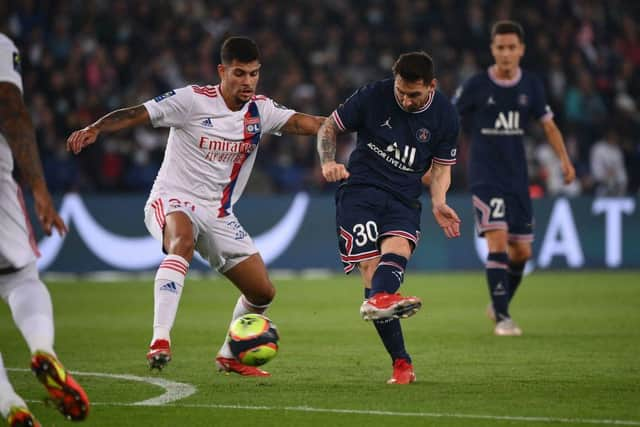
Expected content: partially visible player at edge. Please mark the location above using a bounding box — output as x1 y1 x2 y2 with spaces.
317 51 461 384
0 32 89 426
453 20 576 336
67 36 324 376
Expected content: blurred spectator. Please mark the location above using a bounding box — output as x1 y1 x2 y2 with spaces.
590 130 628 196
2 0 638 195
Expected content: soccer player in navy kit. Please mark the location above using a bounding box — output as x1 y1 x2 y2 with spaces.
317 52 461 384
453 21 576 336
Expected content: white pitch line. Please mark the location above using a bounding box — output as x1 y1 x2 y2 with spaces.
7 368 196 406
10 368 639 426
69 402 640 426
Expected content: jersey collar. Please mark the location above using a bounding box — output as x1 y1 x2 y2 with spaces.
488 65 522 87
395 89 435 114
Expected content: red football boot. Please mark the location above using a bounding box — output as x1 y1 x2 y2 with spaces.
360 292 422 320
215 356 270 377
30 351 89 421
386 358 416 385
146 339 172 370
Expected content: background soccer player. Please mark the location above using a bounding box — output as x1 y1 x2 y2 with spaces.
317 52 461 384
67 36 324 376
453 20 576 336
0 32 89 425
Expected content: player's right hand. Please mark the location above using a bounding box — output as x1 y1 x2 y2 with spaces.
32 181 67 236
321 161 350 182
66 125 100 154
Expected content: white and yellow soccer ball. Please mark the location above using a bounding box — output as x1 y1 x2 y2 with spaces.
228 314 279 366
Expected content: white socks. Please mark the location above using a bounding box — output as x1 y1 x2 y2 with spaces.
0 263 54 355
151 255 189 344
0 354 27 418
218 295 271 358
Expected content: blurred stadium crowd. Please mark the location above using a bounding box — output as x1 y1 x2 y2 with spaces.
3 0 639 196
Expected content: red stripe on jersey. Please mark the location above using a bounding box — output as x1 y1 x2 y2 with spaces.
331 110 346 131
432 157 456 165
218 162 243 218
192 85 218 98
16 186 41 257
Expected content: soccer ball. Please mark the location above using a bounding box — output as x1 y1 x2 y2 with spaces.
228 314 279 366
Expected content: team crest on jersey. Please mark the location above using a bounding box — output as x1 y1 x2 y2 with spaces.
154 90 176 102
13 52 21 73
244 117 261 135
416 128 431 143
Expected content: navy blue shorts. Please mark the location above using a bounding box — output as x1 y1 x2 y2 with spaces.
335 185 421 273
471 185 534 242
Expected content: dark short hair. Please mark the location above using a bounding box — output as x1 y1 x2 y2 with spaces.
491 20 525 42
392 51 435 83
220 36 260 64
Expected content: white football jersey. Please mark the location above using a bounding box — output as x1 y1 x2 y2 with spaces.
0 33 23 176
143 84 295 217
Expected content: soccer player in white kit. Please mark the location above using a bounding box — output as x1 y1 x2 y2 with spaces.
0 33 90 425
67 36 324 376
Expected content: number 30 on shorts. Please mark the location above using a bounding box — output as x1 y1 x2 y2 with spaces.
352 221 378 247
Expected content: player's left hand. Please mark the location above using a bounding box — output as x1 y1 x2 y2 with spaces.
32 181 67 236
432 203 461 239
561 160 576 184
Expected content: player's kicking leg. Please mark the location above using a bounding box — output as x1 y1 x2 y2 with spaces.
146 210 194 370
358 240 418 385
0 265 89 420
215 253 273 377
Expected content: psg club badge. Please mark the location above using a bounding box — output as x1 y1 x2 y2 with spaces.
416 128 431 143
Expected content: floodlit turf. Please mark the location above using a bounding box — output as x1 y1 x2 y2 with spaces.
1 271 639 426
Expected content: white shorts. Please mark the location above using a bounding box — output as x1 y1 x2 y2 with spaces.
143 193 258 273
0 176 39 270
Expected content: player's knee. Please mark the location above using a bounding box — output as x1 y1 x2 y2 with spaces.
166 235 195 261
510 245 532 263
246 280 275 306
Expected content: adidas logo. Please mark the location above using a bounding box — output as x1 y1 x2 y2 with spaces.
160 282 179 294
201 117 214 127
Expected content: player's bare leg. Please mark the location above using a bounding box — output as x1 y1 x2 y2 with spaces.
147 212 194 370
485 230 522 336
215 254 274 376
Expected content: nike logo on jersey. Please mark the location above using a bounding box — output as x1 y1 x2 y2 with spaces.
380 117 392 129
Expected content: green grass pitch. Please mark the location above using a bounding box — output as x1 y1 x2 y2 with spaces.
1 271 639 426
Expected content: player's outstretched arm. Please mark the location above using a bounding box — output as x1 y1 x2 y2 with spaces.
0 82 66 236
541 119 576 184
280 113 325 136
429 162 461 239
316 115 349 182
67 105 150 154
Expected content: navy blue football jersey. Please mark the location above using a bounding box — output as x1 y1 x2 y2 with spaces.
453 68 551 191
332 79 459 205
